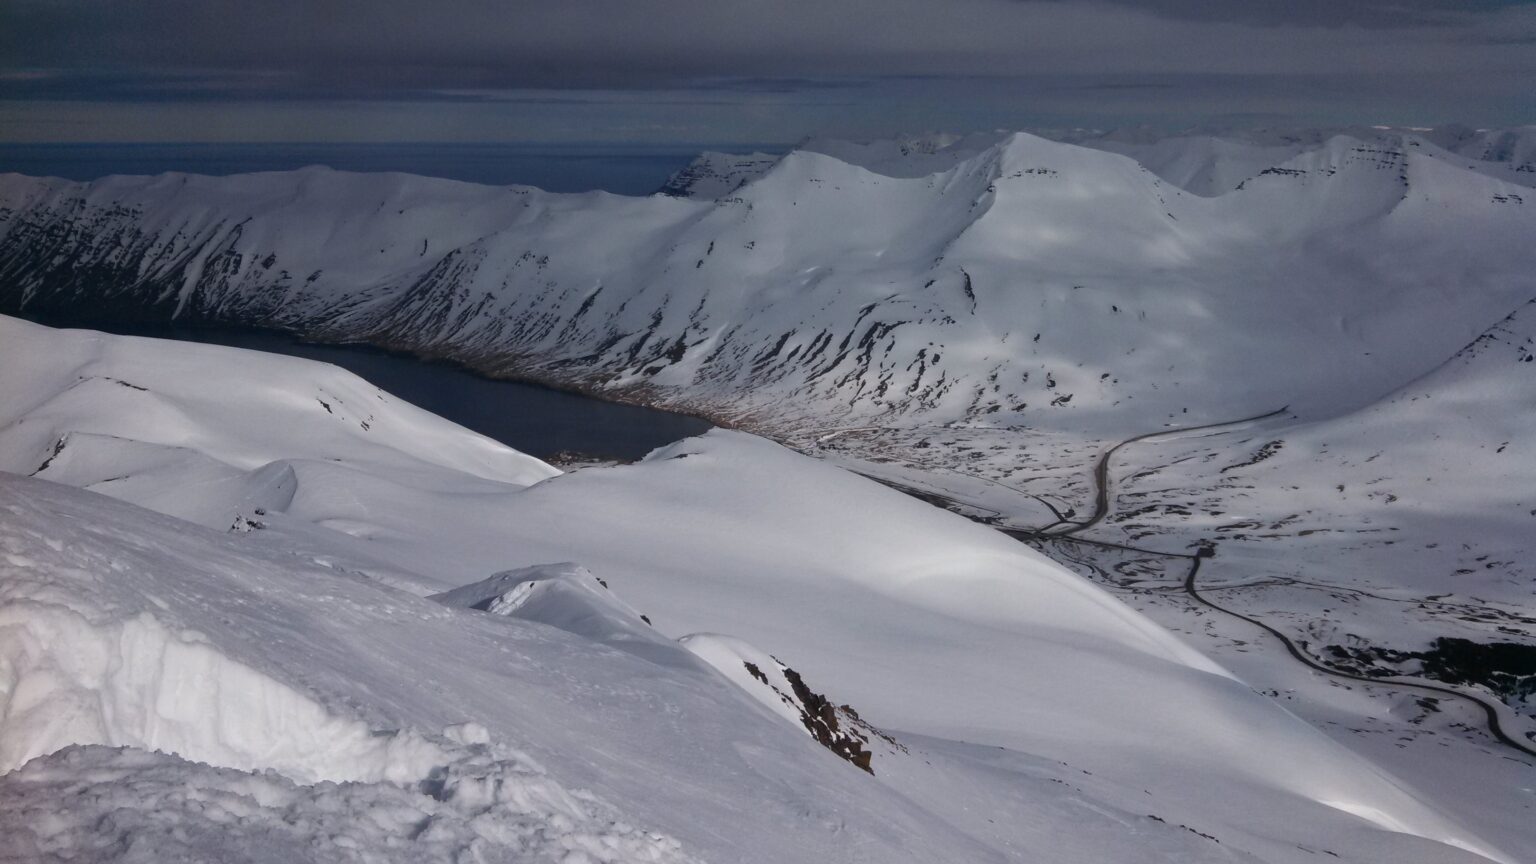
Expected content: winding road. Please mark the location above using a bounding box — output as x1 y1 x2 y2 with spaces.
1177 551 1536 759
1049 406 1291 536
846 411 1536 762
1045 415 1536 761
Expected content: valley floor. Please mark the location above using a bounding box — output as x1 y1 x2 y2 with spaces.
803 413 1536 857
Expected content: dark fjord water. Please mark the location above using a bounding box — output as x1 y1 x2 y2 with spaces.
26 317 712 462
4 143 736 459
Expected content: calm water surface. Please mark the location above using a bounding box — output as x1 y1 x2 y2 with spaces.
6 143 735 459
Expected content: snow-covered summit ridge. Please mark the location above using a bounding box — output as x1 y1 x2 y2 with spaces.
661 125 1536 199
6 129 1534 438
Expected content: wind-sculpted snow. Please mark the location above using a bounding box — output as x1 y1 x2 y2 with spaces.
0 473 973 864
0 602 440 783
0 477 704 863
436 569 897 773
430 562 693 669
4 130 1534 439
0 315 556 532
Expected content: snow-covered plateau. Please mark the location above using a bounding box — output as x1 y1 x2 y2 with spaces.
2 126 1534 861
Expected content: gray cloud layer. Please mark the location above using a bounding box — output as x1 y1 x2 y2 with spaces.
2 0 1532 140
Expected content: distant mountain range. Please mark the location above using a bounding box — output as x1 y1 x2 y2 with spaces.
3 127 1533 439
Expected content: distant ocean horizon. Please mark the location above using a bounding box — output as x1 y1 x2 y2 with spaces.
0 141 787 196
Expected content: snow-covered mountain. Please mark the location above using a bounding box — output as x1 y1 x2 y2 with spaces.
4 127 1536 860
664 127 1536 200
3 130 1533 439
1048 125 1536 196
0 315 1515 863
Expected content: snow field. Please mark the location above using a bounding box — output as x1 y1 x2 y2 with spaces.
0 319 1514 861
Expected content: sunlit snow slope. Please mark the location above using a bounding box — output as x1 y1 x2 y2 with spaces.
0 316 1513 863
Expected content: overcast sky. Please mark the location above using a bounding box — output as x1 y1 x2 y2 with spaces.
2 0 1533 143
